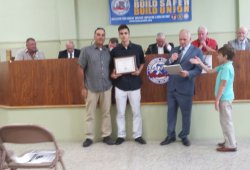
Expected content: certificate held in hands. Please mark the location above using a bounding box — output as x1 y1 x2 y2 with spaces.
114 55 136 74
163 64 183 75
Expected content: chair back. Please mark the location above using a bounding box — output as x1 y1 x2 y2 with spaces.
0 125 55 144
0 124 65 170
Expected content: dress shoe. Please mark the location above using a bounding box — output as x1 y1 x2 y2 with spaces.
135 137 146 144
182 138 191 146
103 136 114 145
217 141 225 147
216 147 237 152
83 138 93 147
115 137 125 145
160 137 176 145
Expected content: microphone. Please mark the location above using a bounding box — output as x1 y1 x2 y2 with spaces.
178 47 183 54
177 47 184 61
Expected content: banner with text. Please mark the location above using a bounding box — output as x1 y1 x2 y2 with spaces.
109 0 192 25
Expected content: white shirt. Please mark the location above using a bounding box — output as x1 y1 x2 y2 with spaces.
157 44 172 54
180 43 191 61
157 46 164 54
15 49 45 60
67 51 74 59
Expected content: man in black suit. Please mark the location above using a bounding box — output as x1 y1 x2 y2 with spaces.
58 40 80 59
145 32 174 55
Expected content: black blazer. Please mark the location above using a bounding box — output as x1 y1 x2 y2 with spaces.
145 43 174 55
58 49 80 58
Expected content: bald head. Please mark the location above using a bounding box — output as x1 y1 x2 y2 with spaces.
237 26 248 41
66 40 75 53
179 29 191 48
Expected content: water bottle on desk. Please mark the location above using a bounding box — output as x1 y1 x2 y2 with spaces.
6 49 15 62
6 49 11 62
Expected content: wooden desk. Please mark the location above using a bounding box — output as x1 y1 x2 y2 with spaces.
0 59 83 106
0 52 249 107
141 52 250 103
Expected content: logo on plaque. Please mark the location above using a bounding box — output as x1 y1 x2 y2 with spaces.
147 57 169 84
111 0 130 16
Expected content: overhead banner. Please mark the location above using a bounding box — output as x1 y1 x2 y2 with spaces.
109 0 192 25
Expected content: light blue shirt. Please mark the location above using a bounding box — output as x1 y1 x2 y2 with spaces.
215 61 234 101
180 43 191 61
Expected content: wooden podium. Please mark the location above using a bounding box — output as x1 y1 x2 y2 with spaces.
0 52 249 107
141 51 250 103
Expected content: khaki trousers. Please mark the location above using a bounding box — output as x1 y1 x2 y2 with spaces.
219 101 237 148
85 87 112 140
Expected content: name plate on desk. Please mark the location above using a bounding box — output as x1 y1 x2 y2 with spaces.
114 56 136 74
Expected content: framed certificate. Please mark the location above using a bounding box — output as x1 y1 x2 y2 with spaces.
114 56 136 74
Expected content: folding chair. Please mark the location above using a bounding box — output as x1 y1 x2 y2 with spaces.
0 124 66 170
0 144 7 169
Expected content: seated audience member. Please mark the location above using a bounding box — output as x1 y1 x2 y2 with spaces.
104 37 118 52
192 26 218 53
15 38 45 60
58 40 80 59
145 32 174 55
228 26 250 50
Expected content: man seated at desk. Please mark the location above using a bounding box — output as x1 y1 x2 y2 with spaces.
15 37 45 60
145 32 174 55
228 26 250 50
192 26 218 53
104 37 118 52
58 40 80 59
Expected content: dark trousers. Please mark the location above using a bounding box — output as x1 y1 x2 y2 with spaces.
167 91 193 139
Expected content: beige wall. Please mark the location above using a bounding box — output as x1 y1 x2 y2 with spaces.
0 0 244 59
1 102 250 141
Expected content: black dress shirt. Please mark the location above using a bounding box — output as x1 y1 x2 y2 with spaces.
110 42 145 91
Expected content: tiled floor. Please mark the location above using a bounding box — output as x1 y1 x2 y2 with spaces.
60 139 250 170
5 139 250 170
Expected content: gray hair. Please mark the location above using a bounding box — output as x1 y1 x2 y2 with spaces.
156 32 165 39
238 26 249 35
180 29 191 39
198 26 208 33
66 40 74 46
26 37 35 43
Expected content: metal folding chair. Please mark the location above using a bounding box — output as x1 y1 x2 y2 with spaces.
0 124 66 170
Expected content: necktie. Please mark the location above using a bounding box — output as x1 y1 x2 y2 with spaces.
70 53 72 59
179 48 185 62
240 41 244 50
